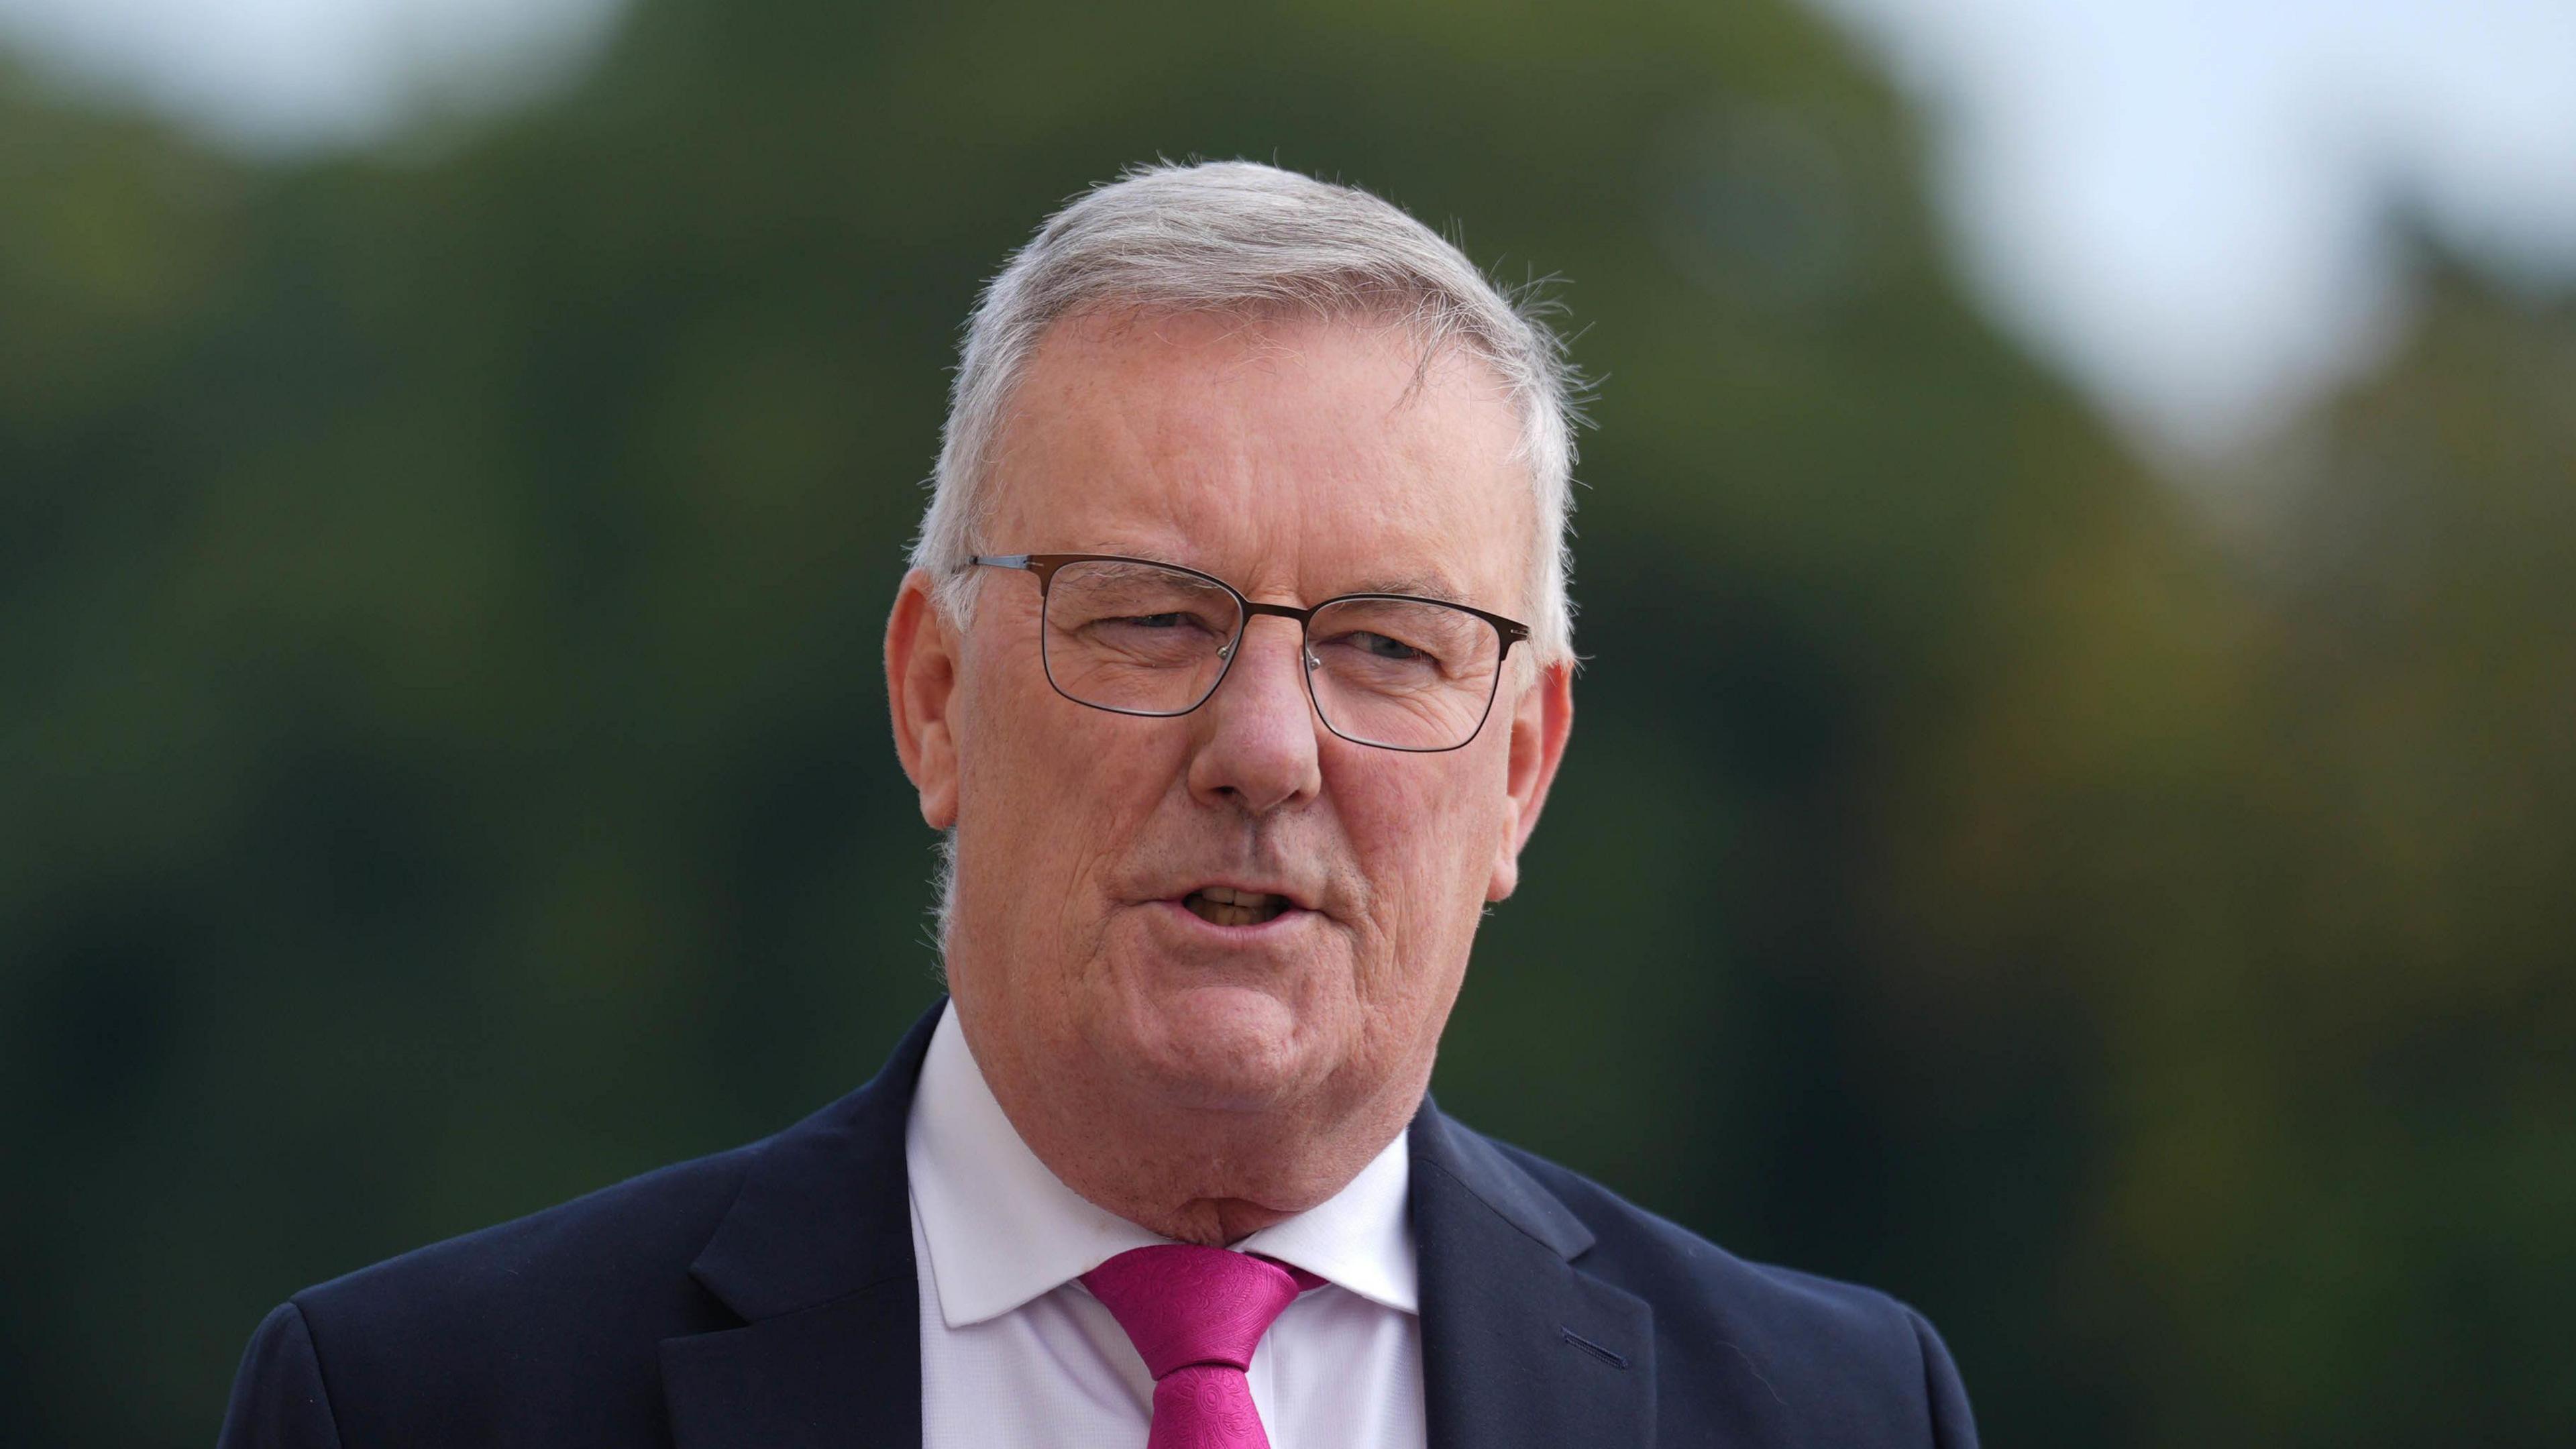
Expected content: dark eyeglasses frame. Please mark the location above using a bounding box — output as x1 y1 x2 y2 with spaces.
967 552 1532 753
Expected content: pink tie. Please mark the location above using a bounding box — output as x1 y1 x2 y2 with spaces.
1081 1244 1325 1449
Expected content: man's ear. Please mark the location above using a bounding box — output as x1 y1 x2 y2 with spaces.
1487 659 1574 902
885 568 962 829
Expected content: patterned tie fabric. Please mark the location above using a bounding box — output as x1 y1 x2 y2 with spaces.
1081 1244 1325 1449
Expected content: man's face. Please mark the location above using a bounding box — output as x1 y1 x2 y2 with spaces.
891 309 1571 1140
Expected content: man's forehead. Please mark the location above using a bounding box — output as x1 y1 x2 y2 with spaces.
1337 568 1479 604
987 310 1531 600
1033 309 1489 417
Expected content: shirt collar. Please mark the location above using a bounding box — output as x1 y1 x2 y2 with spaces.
904 1000 1419 1328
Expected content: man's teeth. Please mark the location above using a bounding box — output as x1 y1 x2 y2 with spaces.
1184 888 1288 925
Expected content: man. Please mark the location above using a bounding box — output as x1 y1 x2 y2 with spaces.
221 160 1977 1448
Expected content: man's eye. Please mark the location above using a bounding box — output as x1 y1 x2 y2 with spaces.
1087 610 1225 637
1351 632 1430 661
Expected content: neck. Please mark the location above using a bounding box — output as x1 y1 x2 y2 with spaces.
965 1022 1425 1248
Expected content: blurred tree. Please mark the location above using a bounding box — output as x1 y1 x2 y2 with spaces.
2 4 2568 1447
1860 242 2576 1445
2086 258 2576 1446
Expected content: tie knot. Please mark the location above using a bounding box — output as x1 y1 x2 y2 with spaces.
1081 1244 1321 1379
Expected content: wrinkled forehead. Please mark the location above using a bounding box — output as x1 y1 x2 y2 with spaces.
981 308 1536 610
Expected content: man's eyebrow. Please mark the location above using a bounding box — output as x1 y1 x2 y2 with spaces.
1346 571 1471 602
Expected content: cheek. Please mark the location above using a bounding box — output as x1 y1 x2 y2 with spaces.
1336 749 1509 957
956 657 1177 907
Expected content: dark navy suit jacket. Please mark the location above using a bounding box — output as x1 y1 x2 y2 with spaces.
221 1001 1978 1448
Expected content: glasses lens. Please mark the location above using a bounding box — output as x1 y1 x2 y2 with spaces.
1305 597 1504 750
1042 560 1244 715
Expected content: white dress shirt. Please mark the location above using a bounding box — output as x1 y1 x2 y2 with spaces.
905 1001 1428 1449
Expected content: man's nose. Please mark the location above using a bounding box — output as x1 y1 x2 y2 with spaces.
1185 614 1324 816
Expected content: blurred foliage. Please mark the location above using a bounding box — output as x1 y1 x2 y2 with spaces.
3 1 2571 1445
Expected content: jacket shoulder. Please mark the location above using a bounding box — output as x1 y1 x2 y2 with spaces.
225 1002 949 1449
301 1135 763 1313
271 1138 769 1447
1482 1132 1978 1448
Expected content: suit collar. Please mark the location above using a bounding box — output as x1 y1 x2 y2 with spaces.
1411 1099 1658 1448
660 998 943 1449
684 998 941 1320
661 1005 1656 1449
1407 1098 1597 1260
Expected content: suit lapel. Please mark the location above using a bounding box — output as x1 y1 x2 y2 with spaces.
657 1009 1658 1448
1411 1104 1657 1449
660 1000 944 1449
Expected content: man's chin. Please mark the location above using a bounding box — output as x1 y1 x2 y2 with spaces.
1109 980 1318 1112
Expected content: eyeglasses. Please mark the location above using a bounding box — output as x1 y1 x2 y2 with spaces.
967 553 1531 753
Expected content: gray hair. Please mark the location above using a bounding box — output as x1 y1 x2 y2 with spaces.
909 159 1584 665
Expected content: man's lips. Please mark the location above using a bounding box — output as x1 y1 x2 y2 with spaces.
1181 885 1285 926
1157 883 1317 928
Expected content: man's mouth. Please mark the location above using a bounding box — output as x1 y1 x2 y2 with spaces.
1181 885 1291 927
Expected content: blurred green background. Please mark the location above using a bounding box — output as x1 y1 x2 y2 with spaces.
5 0 2571 1444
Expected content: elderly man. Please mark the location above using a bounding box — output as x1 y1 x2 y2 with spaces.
221 161 1977 1449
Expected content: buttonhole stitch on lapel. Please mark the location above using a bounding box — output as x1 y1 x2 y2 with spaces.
1560 1328 1629 1369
